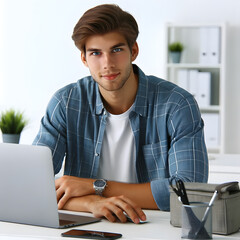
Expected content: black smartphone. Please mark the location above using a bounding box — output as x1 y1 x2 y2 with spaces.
61 229 122 239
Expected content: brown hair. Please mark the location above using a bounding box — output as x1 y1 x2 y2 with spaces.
72 4 139 53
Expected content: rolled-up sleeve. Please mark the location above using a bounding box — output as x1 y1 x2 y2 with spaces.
150 96 208 211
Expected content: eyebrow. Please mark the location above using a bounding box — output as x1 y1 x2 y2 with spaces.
86 42 127 52
110 43 126 49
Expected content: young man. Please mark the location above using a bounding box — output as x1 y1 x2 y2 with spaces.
33 4 208 224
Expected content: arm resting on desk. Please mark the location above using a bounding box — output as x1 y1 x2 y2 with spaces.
62 193 147 224
56 176 156 223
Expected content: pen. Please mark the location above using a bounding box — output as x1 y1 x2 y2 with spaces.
199 181 238 230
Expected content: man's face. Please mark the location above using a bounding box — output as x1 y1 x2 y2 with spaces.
81 32 138 94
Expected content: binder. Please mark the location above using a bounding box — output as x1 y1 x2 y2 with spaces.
199 27 220 64
188 70 199 101
199 27 209 64
177 69 212 108
198 72 211 107
177 69 189 90
208 27 220 64
201 113 219 148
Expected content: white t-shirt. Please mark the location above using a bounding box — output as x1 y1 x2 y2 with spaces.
97 106 137 183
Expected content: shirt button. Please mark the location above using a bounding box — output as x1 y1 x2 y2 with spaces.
95 153 99 156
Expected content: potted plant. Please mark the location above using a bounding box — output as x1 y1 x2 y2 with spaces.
168 41 184 63
0 109 28 144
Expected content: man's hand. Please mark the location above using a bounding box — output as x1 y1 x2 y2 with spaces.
90 195 147 224
55 175 94 209
63 194 147 224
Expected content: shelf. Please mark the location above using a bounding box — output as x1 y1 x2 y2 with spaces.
200 106 220 112
166 63 222 69
166 22 225 28
207 146 221 154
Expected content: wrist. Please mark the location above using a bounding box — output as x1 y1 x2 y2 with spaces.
86 195 103 212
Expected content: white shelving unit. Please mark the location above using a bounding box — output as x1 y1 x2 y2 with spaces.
165 23 226 154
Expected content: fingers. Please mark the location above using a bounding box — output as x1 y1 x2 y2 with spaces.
113 195 146 223
92 200 127 223
55 176 74 209
55 176 94 209
55 183 70 209
90 195 146 224
57 193 69 209
119 195 147 222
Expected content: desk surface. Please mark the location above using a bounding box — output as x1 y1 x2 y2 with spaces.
0 210 240 240
209 154 240 172
208 154 240 183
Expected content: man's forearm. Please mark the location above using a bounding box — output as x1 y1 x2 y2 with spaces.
62 194 147 223
103 181 158 209
56 176 158 210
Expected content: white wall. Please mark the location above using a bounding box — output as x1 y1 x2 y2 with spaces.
0 0 240 153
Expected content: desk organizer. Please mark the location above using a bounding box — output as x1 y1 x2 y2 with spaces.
170 181 240 235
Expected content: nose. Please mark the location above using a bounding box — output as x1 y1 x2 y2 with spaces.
103 53 115 69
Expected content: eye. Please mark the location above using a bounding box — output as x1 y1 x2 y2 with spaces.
91 51 101 56
112 48 122 53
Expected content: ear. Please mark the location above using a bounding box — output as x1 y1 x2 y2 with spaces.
81 52 88 67
131 42 139 62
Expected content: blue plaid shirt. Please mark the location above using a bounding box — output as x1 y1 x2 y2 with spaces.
33 65 208 211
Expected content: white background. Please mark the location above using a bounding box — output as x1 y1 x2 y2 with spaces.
0 0 240 153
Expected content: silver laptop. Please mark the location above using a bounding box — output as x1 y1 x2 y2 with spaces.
0 143 100 228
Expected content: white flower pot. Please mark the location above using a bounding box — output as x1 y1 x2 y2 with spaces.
2 134 20 144
170 51 182 63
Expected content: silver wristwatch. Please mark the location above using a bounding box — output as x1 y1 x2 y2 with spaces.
93 179 107 196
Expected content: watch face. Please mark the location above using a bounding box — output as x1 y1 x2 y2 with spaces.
95 179 106 187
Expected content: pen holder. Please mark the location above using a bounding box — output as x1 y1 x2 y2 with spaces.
182 202 212 239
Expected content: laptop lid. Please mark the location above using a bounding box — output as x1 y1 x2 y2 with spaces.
0 143 100 228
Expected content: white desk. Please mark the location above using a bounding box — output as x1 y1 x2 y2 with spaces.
208 154 240 183
0 210 240 240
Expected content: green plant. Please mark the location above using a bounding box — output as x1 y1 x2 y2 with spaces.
0 109 28 134
168 42 184 52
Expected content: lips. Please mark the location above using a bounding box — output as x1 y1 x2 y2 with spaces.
102 73 120 80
